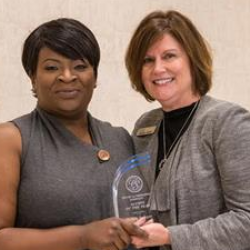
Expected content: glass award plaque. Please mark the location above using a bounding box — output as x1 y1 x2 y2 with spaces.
112 153 151 218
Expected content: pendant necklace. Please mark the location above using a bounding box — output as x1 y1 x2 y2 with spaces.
158 100 200 171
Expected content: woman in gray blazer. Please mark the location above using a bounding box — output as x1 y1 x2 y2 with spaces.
125 10 250 250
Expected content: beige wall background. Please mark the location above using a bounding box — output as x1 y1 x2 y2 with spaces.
0 0 250 132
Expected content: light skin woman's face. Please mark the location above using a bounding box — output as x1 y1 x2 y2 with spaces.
141 33 200 111
32 47 96 119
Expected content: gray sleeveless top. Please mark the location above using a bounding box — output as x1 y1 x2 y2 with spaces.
12 107 134 228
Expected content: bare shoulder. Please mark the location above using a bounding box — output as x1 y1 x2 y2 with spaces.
0 121 21 136
0 122 21 151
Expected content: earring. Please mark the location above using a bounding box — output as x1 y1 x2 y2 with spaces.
31 88 38 98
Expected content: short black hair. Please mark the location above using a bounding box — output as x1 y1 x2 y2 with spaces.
22 18 100 78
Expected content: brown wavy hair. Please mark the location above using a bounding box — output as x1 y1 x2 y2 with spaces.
125 10 212 101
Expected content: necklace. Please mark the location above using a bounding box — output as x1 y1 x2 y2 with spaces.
158 100 200 171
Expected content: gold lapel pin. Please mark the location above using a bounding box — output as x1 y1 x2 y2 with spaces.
97 149 110 162
136 126 157 137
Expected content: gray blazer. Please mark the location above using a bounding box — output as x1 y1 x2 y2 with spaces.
132 95 250 250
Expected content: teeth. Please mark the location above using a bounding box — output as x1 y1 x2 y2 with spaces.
153 78 173 85
61 90 77 92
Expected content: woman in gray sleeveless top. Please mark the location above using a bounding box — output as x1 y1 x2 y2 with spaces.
0 18 147 250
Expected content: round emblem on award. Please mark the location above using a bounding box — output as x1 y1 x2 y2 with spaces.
125 175 143 193
97 149 110 162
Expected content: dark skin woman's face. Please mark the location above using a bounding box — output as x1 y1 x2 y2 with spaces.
31 47 97 119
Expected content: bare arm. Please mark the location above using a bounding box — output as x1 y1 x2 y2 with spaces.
0 122 147 250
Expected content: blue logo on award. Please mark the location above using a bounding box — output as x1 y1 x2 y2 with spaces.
125 175 143 193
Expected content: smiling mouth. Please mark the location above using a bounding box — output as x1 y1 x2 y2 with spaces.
56 89 80 98
153 77 174 85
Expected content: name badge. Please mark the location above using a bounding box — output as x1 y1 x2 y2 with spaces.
136 126 157 137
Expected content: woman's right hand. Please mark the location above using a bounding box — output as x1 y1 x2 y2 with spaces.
131 222 170 248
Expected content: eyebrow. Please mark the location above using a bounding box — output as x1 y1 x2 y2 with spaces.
42 58 60 63
161 49 178 53
41 58 89 65
145 49 178 56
